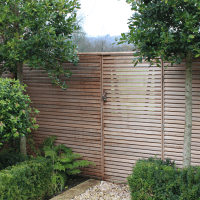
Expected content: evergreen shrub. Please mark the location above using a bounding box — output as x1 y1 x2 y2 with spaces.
0 157 53 200
0 77 39 148
0 151 28 170
128 157 200 200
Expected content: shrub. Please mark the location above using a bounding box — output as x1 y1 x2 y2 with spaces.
128 157 200 200
0 157 53 200
179 166 200 199
0 77 39 148
42 136 95 193
0 151 28 170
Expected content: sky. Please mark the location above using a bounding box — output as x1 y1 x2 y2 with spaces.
77 0 133 37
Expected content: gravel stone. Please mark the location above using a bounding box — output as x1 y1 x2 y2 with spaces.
71 181 131 200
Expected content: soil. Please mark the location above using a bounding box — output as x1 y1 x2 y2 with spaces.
44 175 89 200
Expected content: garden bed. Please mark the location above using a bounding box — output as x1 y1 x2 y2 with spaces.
45 175 89 200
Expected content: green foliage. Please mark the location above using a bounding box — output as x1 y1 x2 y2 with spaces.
179 166 200 199
122 0 198 168
121 0 200 65
27 134 42 157
0 78 39 147
0 151 29 170
42 135 57 149
0 157 53 200
26 135 57 157
128 157 200 200
42 136 95 193
0 0 80 89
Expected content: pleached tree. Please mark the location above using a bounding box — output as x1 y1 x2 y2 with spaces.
120 0 200 167
0 0 80 155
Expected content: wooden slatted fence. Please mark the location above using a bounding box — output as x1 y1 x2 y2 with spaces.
102 54 162 181
1 52 200 182
24 54 102 179
163 59 200 167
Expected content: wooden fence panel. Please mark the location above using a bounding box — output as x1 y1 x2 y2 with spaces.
191 59 200 166
1 53 200 182
0 71 14 79
23 54 102 179
163 59 200 167
163 61 186 166
102 54 162 181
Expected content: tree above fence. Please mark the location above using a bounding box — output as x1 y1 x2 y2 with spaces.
0 0 80 88
0 0 80 155
121 0 200 167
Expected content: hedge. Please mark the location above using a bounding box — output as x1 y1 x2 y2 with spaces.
0 157 53 200
0 152 29 171
128 157 200 200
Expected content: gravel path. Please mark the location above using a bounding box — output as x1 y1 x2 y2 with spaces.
71 181 131 200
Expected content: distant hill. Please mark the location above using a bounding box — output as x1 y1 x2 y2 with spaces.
72 33 135 52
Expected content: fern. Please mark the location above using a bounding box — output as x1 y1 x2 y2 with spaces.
73 160 94 168
67 169 81 175
27 135 41 156
63 163 73 170
51 173 65 193
41 136 95 193
41 135 57 149
54 162 66 171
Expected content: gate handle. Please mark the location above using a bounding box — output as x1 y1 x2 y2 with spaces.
103 91 107 102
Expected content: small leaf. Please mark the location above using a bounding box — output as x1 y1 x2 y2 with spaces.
189 35 195 39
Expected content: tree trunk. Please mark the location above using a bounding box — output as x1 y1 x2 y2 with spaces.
20 134 27 156
13 3 26 156
17 62 23 85
17 62 27 156
183 50 192 168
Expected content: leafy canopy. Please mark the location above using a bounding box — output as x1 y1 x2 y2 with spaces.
0 0 80 89
121 0 200 65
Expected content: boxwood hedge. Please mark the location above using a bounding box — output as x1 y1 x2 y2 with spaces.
128 157 200 200
0 157 53 200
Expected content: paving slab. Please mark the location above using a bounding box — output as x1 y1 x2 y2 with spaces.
51 179 100 200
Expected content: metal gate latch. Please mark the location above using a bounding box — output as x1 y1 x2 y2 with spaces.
103 91 107 102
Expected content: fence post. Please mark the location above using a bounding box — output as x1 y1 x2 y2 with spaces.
100 54 105 180
161 59 164 160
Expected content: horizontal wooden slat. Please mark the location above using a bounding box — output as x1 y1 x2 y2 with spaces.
103 71 161 75
104 127 161 135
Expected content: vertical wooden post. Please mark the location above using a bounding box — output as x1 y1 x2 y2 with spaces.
100 54 105 180
161 59 164 160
